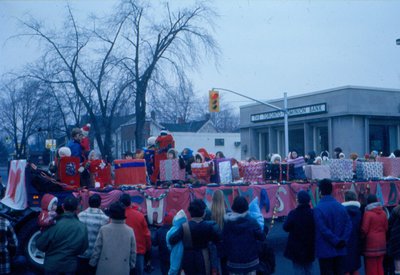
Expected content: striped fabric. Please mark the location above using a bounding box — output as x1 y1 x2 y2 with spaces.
78 208 109 258
0 217 18 274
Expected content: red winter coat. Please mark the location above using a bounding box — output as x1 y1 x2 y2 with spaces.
361 203 388 257
125 205 151 255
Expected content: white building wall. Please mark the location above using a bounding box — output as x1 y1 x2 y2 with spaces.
171 132 241 160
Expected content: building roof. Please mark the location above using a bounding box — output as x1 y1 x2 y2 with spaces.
240 85 400 109
161 120 210 133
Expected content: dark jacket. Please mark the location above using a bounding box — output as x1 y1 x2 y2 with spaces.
389 205 400 258
223 212 266 274
153 224 172 264
342 201 362 273
36 212 88 273
169 219 221 274
314 195 352 258
283 204 315 264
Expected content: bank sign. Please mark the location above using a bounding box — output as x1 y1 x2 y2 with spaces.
251 103 327 122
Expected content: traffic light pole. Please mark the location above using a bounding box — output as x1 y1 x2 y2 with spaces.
212 87 289 157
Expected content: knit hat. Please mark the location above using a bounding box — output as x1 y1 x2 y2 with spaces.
81 123 90 136
147 136 157 146
231 196 249 214
58 147 71 157
160 129 168 136
297 190 310 205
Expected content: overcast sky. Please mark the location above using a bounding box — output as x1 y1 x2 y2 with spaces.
1 0 400 108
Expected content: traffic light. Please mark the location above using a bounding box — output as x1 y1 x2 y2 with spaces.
209 90 220 112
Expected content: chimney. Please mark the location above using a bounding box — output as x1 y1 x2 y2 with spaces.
150 111 156 120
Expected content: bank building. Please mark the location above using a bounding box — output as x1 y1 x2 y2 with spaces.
240 86 400 160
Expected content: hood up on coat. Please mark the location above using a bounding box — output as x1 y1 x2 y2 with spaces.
41 194 58 211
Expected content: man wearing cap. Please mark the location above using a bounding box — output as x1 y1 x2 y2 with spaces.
90 202 136 275
283 190 315 274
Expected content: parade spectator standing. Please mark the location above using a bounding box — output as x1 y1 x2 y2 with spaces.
283 190 315 275
168 199 222 274
90 202 136 275
153 213 173 275
37 196 88 275
314 179 352 275
223 196 266 275
342 191 362 275
388 203 400 275
120 194 151 275
77 194 109 275
361 194 388 275
210 190 226 274
0 216 18 275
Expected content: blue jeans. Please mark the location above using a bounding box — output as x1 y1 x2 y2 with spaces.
133 254 145 275
293 261 313 275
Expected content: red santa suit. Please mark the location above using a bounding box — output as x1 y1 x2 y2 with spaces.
150 131 175 184
81 124 91 155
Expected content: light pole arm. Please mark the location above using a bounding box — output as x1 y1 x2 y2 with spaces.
212 87 286 112
212 87 290 157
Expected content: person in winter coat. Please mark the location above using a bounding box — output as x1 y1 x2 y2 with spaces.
38 193 58 231
77 194 109 275
0 216 18 275
314 179 352 275
36 196 89 275
151 130 175 183
166 209 188 275
223 196 266 274
388 203 400 275
342 191 362 275
283 190 315 275
153 213 173 275
90 202 136 275
120 194 151 275
168 199 222 275
181 148 195 175
361 194 388 275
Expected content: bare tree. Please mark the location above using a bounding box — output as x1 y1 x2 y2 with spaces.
0 79 46 159
118 0 219 147
21 6 134 159
148 79 200 123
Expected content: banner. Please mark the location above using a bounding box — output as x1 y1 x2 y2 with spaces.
2 160 28 210
76 181 400 224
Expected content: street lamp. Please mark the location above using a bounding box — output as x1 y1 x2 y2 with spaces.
211 87 289 157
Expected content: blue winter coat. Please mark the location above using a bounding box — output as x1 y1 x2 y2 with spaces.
166 210 187 275
283 204 315 264
223 212 266 273
342 201 362 273
314 195 352 258
67 139 83 162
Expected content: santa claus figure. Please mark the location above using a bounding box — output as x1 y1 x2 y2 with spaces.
150 130 175 184
81 123 91 155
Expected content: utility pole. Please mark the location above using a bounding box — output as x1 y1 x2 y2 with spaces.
212 87 289 157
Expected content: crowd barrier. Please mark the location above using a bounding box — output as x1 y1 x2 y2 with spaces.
75 180 400 225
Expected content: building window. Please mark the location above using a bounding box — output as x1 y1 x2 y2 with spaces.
316 126 328 154
369 125 397 156
215 138 225 146
289 129 304 156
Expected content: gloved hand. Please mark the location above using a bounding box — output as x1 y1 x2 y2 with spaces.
335 240 346 249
